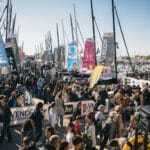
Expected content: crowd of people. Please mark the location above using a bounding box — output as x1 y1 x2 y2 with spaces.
0 69 150 150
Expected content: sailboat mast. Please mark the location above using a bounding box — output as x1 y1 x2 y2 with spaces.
70 14 74 42
6 0 10 42
73 4 78 45
90 0 97 65
56 23 60 48
62 19 65 46
12 13 16 34
9 0 12 34
112 0 117 81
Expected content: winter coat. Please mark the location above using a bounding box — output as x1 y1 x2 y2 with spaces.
48 108 58 127
86 123 96 147
1 106 12 126
34 108 44 128
55 97 65 116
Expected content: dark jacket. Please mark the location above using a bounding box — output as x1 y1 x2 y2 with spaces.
44 144 56 150
23 145 39 150
22 129 35 142
1 106 12 126
34 108 44 128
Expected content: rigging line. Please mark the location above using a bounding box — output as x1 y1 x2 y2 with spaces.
0 18 5 31
64 28 69 44
78 37 84 53
71 23 84 50
114 5 135 74
94 19 103 43
0 4 7 23
76 20 84 46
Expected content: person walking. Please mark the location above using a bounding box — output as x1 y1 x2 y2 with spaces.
48 102 58 129
55 92 65 127
32 102 44 142
85 113 96 148
0 97 12 143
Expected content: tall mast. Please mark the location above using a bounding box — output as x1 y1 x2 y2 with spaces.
6 0 10 42
112 0 117 81
12 13 16 34
73 3 79 69
90 0 97 65
62 19 65 46
49 31 53 51
56 23 60 48
70 14 74 42
9 0 12 33
73 4 78 46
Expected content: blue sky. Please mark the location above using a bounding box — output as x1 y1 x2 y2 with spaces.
5 0 150 56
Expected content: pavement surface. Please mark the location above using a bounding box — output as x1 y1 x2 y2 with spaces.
0 118 70 150
0 118 105 150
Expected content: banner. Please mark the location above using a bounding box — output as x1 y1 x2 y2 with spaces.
8 100 95 126
81 100 95 115
0 35 9 68
100 33 116 82
90 65 104 89
124 77 150 91
82 38 96 73
67 42 78 71
10 106 35 126
58 46 65 68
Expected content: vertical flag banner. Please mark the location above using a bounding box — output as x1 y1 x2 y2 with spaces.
100 33 116 81
82 38 96 73
58 46 65 68
0 35 9 68
67 42 78 71
90 65 104 89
